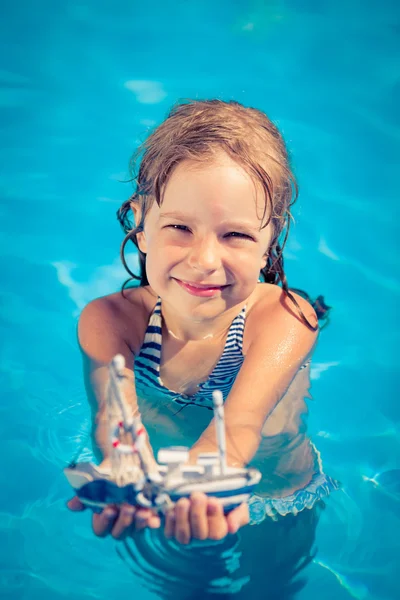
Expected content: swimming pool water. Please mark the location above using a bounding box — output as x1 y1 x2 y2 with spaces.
1 1 399 598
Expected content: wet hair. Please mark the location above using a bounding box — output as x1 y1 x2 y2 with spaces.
117 99 328 331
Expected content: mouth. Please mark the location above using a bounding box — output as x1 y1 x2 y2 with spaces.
174 279 230 297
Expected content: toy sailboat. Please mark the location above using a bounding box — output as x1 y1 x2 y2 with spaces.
64 355 261 514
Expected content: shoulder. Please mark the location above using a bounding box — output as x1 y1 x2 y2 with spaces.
225 285 318 420
78 286 157 360
243 284 318 357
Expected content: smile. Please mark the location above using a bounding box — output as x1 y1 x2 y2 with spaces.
174 279 229 297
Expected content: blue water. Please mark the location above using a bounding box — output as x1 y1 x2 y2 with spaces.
1 1 399 598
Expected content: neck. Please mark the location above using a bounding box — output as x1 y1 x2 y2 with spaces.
166 327 215 341
159 300 246 342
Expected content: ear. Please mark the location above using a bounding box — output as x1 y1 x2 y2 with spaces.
260 252 268 270
130 201 147 254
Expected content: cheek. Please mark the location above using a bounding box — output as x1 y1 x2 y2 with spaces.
145 241 181 279
230 248 263 279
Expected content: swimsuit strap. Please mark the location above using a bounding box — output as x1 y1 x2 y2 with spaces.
226 304 246 353
136 299 163 368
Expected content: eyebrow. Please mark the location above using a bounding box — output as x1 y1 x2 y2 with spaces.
159 211 189 220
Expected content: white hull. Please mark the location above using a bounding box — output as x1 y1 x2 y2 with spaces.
64 461 260 512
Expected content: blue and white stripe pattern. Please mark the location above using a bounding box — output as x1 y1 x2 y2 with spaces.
134 299 246 410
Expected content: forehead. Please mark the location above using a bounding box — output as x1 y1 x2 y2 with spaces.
157 155 268 223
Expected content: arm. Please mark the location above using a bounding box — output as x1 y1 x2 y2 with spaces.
68 294 162 537
189 292 318 466
167 293 318 544
78 296 158 470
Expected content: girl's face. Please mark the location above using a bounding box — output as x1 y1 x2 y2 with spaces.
136 154 274 321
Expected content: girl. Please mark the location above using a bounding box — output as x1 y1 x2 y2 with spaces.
68 99 338 597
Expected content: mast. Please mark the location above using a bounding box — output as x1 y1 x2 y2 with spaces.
108 354 161 483
108 354 133 426
212 390 227 475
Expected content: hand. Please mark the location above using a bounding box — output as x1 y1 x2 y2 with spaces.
67 496 161 540
164 492 249 545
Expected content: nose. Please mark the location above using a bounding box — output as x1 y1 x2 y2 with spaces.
187 235 221 273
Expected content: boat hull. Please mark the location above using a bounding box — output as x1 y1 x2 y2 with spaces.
64 463 261 514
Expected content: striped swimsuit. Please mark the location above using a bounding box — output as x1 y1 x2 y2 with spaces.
134 298 246 410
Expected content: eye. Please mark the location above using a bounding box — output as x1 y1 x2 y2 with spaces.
166 224 191 232
225 231 255 241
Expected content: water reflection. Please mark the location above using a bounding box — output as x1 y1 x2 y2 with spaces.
119 504 322 599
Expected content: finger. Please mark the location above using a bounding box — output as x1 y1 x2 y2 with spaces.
148 514 161 529
67 496 86 512
110 504 137 540
92 506 119 537
189 493 208 541
206 498 228 541
174 498 191 545
227 503 249 535
164 508 176 539
134 508 161 531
